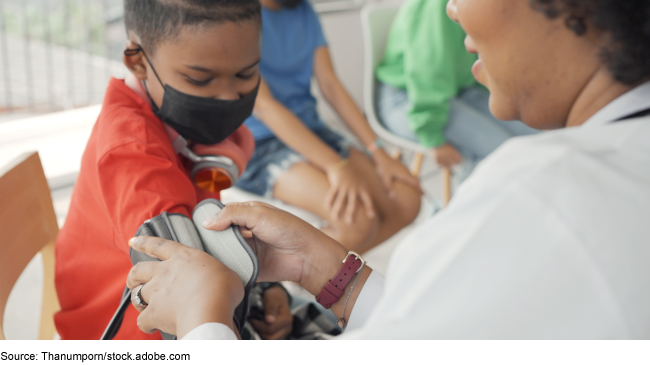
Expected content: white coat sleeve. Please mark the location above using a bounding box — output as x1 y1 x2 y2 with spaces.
181 323 238 340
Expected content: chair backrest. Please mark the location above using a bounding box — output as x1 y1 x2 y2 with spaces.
0 152 60 340
361 4 428 153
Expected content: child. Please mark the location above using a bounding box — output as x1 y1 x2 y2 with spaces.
53 0 295 340
375 0 539 182
236 0 422 253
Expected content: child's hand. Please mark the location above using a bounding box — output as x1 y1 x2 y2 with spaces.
325 162 375 225
371 150 422 199
430 143 463 168
250 286 293 340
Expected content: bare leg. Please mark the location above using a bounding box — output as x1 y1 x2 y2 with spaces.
274 149 421 253
273 161 379 252
347 149 421 251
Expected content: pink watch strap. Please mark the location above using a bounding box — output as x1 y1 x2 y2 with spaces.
316 253 364 309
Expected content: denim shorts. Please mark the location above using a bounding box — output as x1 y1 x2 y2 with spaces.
236 126 352 197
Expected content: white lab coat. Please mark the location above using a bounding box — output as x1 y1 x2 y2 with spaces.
183 81 650 340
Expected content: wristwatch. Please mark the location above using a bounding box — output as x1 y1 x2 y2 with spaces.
315 251 365 309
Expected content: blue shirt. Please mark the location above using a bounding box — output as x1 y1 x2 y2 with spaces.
245 1 328 140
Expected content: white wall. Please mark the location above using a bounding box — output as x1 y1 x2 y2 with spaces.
315 0 406 128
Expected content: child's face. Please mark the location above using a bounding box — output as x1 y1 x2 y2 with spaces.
127 20 261 107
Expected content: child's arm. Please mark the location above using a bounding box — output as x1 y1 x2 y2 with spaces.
97 140 198 254
254 79 375 223
313 47 421 197
254 80 341 172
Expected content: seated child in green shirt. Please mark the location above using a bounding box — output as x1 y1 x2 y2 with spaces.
376 0 539 183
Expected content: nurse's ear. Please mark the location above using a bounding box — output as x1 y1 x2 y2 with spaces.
122 39 148 80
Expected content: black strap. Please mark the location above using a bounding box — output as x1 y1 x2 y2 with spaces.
100 287 132 340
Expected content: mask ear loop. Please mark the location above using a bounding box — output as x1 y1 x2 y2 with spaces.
124 45 165 110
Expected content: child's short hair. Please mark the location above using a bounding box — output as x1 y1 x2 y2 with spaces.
124 0 261 54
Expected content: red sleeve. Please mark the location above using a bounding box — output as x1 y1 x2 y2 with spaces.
97 140 197 255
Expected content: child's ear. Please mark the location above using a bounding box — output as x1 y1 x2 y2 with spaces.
123 40 148 80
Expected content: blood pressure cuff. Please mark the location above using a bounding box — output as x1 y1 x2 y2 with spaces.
101 199 259 340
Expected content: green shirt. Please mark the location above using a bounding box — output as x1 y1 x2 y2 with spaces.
375 0 478 148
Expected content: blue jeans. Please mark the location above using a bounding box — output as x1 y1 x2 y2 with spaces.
237 126 352 197
376 82 539 182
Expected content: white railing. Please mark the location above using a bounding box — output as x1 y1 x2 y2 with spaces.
0 0 126 118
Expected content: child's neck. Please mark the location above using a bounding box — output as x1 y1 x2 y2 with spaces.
125 73 152 106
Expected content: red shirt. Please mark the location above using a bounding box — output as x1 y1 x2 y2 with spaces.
54 78 220 340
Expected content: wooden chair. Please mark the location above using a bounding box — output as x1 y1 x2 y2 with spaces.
0 152 60 340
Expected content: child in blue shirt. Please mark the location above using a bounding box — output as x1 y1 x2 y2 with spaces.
237 0 422 253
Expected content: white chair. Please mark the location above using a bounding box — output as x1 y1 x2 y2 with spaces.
361 3 451 204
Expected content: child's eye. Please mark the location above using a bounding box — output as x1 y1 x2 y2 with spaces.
237 71 257 80
186 77 212 86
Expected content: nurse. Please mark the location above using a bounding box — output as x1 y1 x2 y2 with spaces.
125 0 650 339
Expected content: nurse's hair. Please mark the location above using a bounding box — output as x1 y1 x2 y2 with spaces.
124 0 261 54
530 0 650 86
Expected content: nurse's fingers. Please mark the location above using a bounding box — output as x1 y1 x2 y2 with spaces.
128 236 184 261
136 309 162 335
202 201 277 232
126 261 158 290
238 226 254 239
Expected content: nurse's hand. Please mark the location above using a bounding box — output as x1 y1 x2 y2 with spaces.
126 237 244 339
202 202 349 295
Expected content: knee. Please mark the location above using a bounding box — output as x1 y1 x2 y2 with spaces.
329 211 379 252
386 186 421 228
403 194 422 225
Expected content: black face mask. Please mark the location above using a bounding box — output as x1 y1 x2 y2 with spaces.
126 46 259 146
149 81 259 146
275 0 303 9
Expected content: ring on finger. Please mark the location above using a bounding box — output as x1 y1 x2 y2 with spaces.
133 284 148 307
